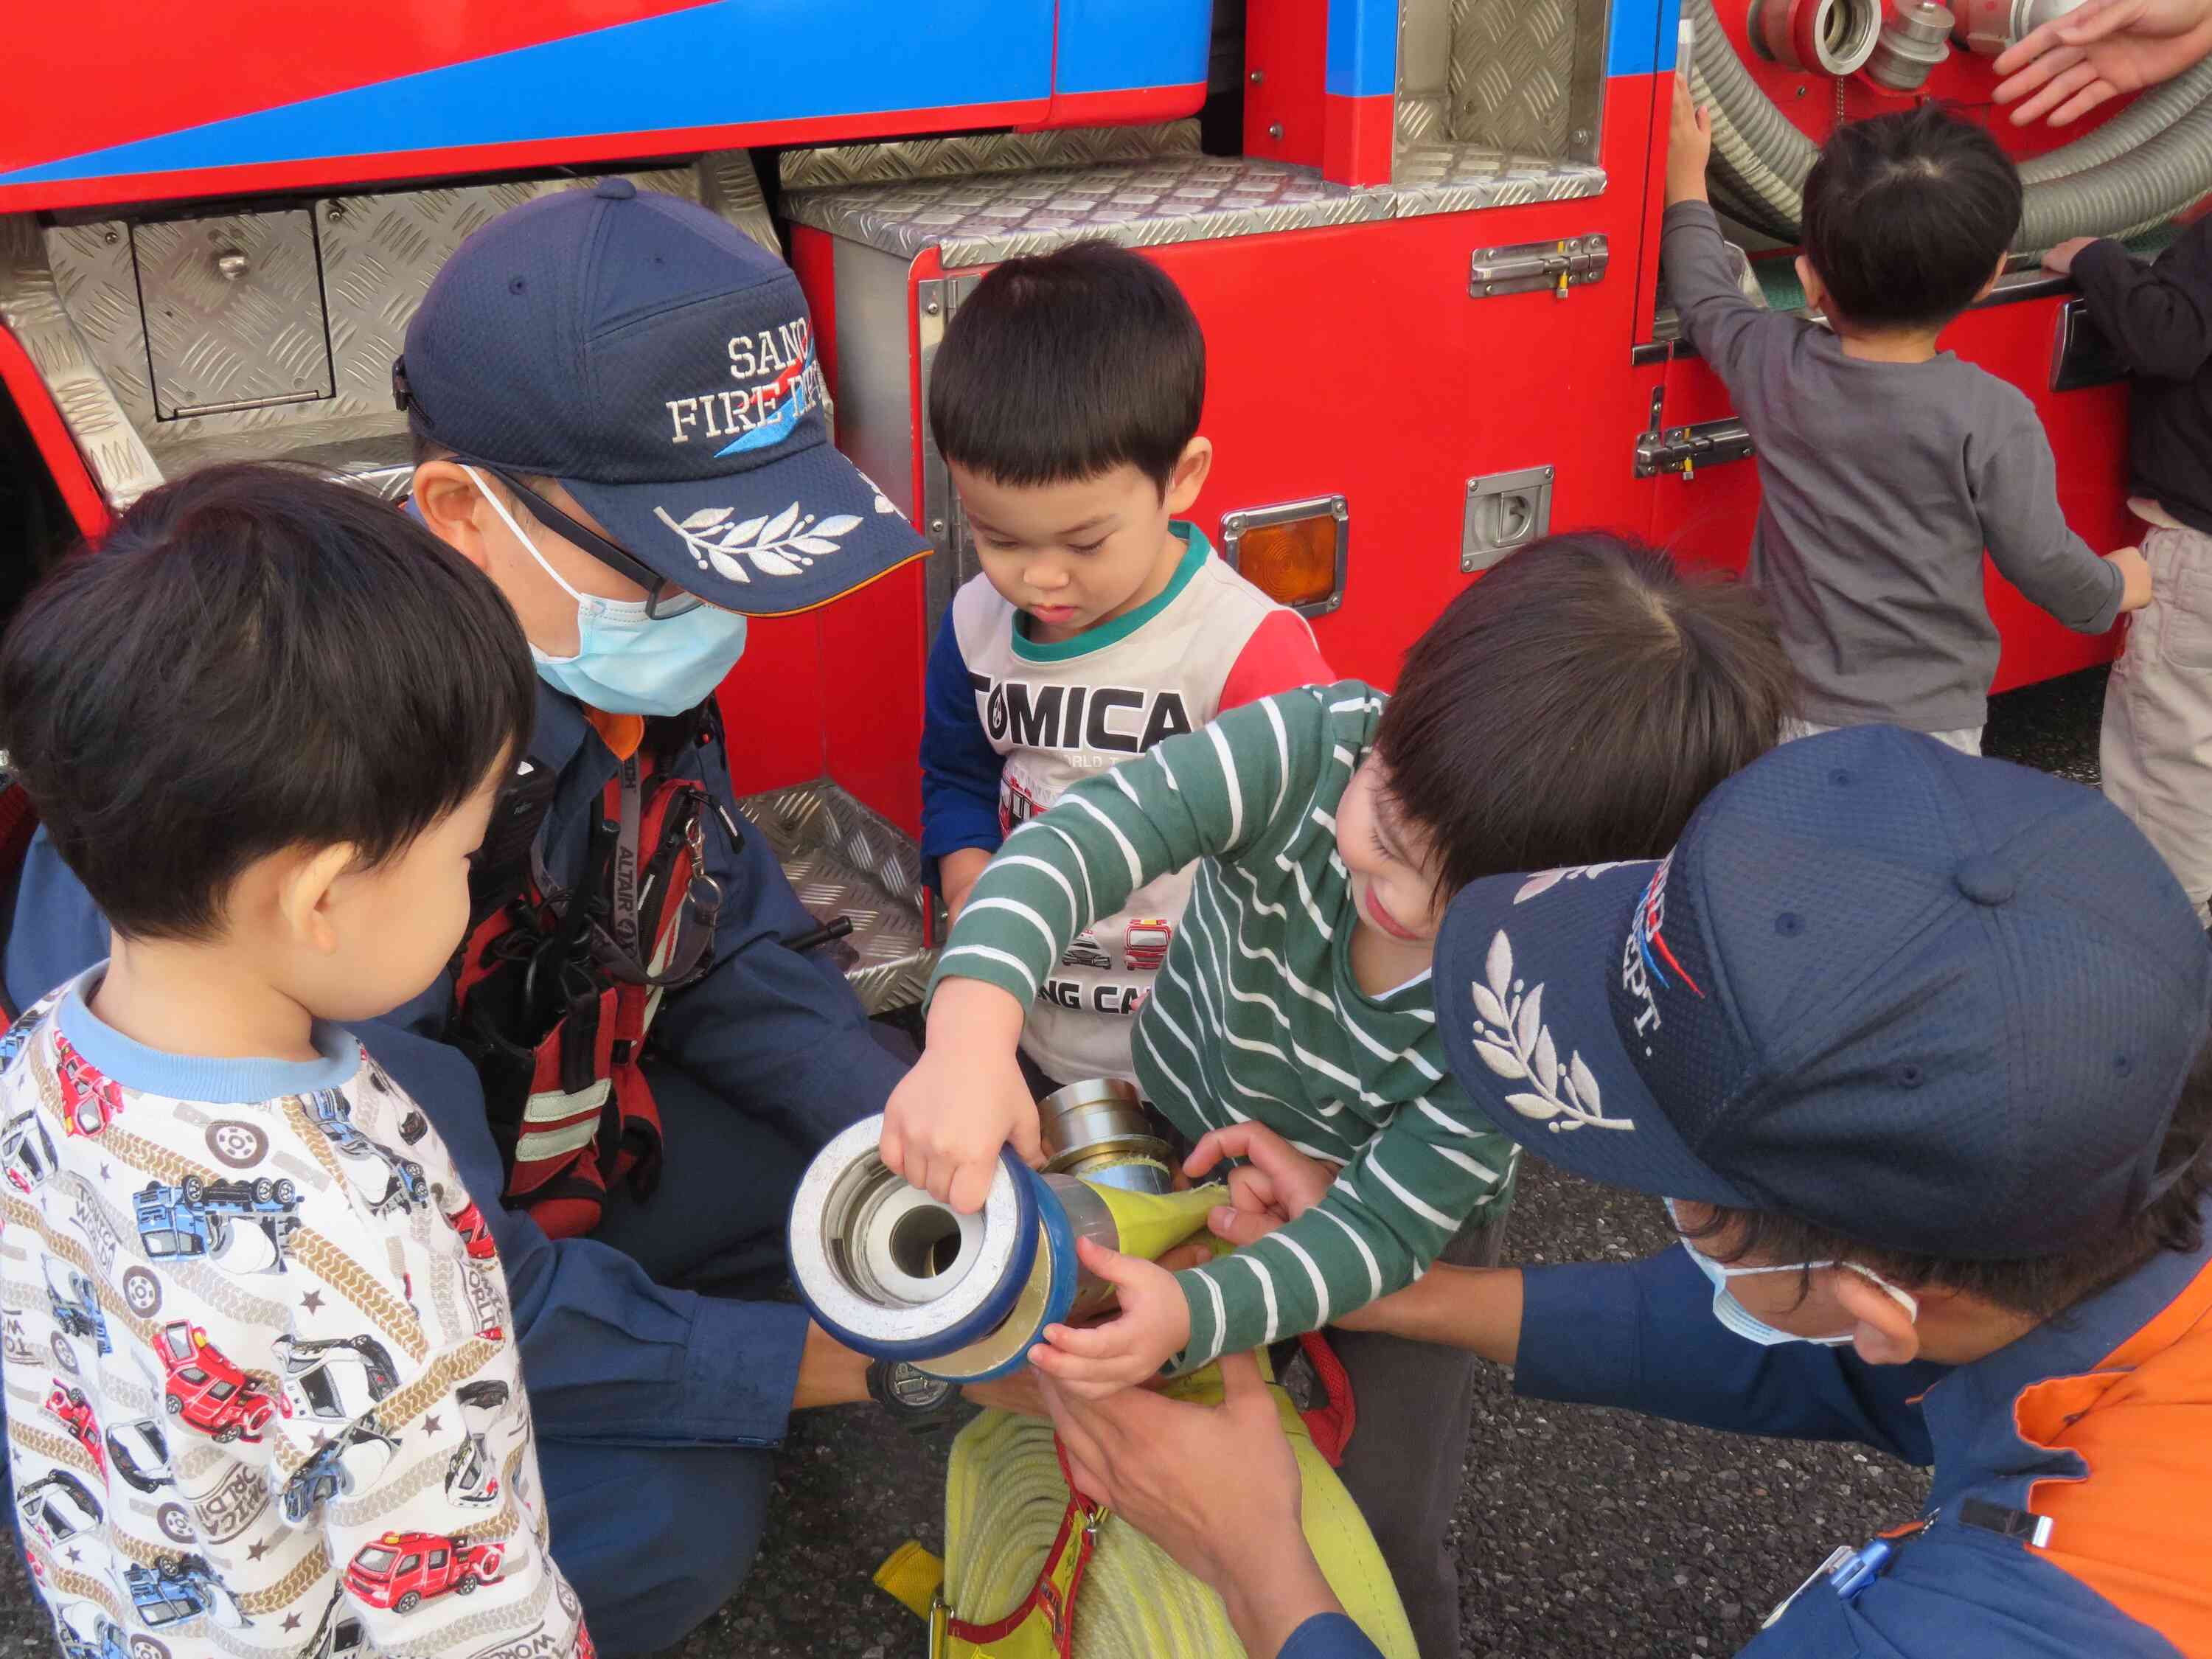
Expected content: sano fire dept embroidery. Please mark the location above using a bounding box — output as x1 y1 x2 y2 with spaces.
1622 852 1704 1044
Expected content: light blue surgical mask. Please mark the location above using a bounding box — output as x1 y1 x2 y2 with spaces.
1664 1199 1919 1348
467 467 748 717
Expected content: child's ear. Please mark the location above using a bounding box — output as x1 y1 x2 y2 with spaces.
413 461 495 574
1164 438 1213 518
1975 251 2007 303
1792 254 1825 315
276 844 361 957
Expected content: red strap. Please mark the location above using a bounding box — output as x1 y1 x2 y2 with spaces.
944 1437 1102 1652
1297 1330 1358 1467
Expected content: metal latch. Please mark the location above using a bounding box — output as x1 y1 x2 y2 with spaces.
1470 235 1609 299
1634 418 1755 479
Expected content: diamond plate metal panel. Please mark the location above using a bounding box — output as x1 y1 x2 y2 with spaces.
134 211 334 418
1449 0 1577 158
786 156 1388 266
736 779 934 1015
1386 155 1607 217
0 215 164 509
22 159 776 510
779 122 1201 191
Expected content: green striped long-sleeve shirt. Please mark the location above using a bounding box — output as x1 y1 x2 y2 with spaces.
930 681 1520 1365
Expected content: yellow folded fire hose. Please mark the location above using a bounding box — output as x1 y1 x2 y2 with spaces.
874 1354 1416 1659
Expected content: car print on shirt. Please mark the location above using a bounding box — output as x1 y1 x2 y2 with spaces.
45 1267 109 1355
133 1175 300 1276
156 1321 285 1443
1123 919 1173 972
447 1379 512 1506
16 1471 101 1548
104 1417 172 1494
0 1006 46 1074
50 1034 123 1138
274 1332 398 1422
444 1196 496 1262
52 1599 132 1659
344 1531 504 1613
303 1090 428 1217
4 1107 58 1193
43 1383 103 1472
125 1551 250 1630
281 1420 399 1524
1058 932 1115 972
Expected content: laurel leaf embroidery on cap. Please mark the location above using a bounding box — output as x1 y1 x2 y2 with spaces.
1471 931 1633 1133
654 502 857 580
1514 863 1627 905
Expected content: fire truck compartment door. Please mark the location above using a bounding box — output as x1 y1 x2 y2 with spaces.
133 210 333 420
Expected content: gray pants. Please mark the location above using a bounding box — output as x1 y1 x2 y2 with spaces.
2102 523 2212 922
1330 1208 1508 1659
1781 715 1983 756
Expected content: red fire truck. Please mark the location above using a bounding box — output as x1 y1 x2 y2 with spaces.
2 0 2197 1011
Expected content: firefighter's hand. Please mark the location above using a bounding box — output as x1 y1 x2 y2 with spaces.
2110 545 2154 612
1029 1237 1192 1399
1184 1122 1339 1248
1996 0 2212 125
1041 1351 1342 1659
880 978 1043 1212
1667 72 1713 206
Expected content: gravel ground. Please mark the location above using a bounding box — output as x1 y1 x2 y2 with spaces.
0 669 2112 1659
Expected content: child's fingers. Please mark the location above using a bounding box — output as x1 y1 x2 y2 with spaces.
1072 1233 1149 1284
947 1155 995 1215
878 1119 907 1178
1183 1128 1232 1178
1040 1319 1131 1359
1227 1164 1280 1215
1009 1105 1045 1171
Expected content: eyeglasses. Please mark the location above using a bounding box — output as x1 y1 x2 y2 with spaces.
476 466 705 619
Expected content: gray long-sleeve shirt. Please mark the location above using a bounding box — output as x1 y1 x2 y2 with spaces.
1663 201 2124 731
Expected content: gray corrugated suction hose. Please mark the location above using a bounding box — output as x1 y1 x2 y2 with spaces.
1683 0 2212 246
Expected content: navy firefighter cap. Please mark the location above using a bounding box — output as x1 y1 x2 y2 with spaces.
395 178 926 616
1433 726 2212 1260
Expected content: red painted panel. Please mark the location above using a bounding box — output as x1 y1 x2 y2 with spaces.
0 99 1051 217
1245 0 1329 169
717 612 827 799
821 563 929 835
3 1 707 177
1034 83 1209 132
1321 91 1395 189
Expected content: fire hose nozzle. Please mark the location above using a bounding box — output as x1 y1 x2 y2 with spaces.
787 1097 1226 1384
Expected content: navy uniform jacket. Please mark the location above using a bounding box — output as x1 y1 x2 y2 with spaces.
1284 1208 2212 1659
4 683 907 1454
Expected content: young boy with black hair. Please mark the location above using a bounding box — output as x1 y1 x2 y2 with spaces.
919 238 1332 1093
1664 87 2152 751
2044 218 2212 925
888 534 1797 1656
0 465 590 1659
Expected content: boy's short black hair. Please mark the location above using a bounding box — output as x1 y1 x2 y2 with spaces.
0 463 536 942
926 239 1204 493
1375 534 1796 899
1800 104 2023 332
1683 1034 2212 1319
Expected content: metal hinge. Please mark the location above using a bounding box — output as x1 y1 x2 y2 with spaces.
1634 417 1755 479
1470 235 1609 300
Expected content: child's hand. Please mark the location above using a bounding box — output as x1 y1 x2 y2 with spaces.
1030 1237 1194 1399
1184 1123 1338 1247
880 979 1042 1212
2041 237 2099 276
2110 545 2154 613
1667 72 1713 206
